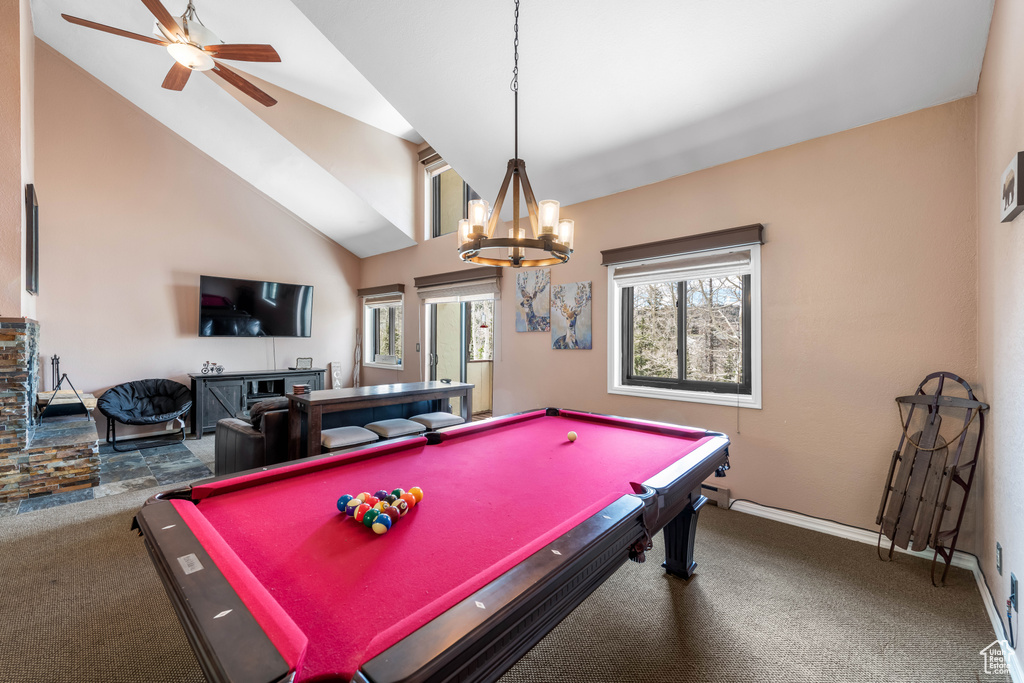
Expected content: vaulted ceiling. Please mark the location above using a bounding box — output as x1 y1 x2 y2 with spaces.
33 0 994 255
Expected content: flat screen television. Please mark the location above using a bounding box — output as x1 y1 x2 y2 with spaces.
199 275 313 337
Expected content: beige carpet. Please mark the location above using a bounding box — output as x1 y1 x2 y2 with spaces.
0 482 1004 683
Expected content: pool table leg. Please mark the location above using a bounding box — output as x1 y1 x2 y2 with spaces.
662 493 708 580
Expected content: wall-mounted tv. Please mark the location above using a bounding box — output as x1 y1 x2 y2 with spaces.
199 275 314 337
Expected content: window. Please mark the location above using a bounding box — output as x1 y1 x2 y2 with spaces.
608 244 761 408
363 298 404 369
426 162 479 239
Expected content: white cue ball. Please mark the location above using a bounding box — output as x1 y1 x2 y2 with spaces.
567 431 577 442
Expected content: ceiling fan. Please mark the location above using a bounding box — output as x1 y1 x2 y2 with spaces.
62 0 281 107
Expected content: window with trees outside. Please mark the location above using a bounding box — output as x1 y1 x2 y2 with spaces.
363 300 403 368
608 244 761 408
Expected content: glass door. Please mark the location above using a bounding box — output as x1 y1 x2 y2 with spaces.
428 302 466 416
427 298 495 418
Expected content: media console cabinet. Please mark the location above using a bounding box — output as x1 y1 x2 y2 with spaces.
189 368 326 438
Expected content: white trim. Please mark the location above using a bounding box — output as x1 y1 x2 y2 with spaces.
362 362 404 370
728 499 1022 680
607 243 762 409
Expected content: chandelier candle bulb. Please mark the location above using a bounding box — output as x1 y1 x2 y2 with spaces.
538 200 560 236
468 199 490 235
458 219 473 246
558 219 575 249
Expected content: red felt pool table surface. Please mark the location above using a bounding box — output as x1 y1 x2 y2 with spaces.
176 410 716 681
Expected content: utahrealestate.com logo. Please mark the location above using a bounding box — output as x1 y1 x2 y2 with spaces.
980 641 1009 676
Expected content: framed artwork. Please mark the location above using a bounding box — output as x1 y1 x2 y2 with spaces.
294 357 313 370
25 184 38 295
1001 152 1024 223
515 268 550 332
551 281 592 350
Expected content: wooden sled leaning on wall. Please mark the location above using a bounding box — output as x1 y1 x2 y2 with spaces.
876 371 988 586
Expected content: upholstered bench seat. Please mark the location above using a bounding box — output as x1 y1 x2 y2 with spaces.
409 412 465 430
321 426 379 451
364 418 427 439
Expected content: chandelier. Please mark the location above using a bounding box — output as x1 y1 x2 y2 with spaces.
457 0 575 268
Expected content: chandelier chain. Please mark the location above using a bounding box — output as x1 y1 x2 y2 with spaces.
511 0 519 159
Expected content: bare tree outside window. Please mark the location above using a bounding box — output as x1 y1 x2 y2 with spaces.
470 301 494 361
631 283 678 378
685 277 743 384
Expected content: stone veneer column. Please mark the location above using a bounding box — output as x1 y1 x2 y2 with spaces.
0 318 99 503
0 318 36 453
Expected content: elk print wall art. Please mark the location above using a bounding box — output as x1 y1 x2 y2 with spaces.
1001 152 1024 223
516 269 550 332
551 281 592 350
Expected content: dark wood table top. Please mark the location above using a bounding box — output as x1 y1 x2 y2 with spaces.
288 381 474 406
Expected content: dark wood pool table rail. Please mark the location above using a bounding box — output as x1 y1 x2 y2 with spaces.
133 408 730 683
133 497 293 683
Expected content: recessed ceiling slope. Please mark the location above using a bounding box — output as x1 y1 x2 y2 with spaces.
294 0 993 213
33 0 420 257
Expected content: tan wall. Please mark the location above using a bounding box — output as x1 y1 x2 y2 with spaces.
0 0 34 318
361 98 978 542
33 43 361 434
976 0 1024 632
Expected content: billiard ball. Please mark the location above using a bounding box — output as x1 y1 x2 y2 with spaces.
408 486 423 503
399 493 416 509
365 496 380 509
373 501 388 512
374 490 388 500
363 509 380 528
385 494 399 506
337 494 354 513
354 503 371 523
391 488 406 499
356 492 370 502
384 506 401 524
346 499 362 516
394 499 409 516
567 431 577 442
372 514 392 535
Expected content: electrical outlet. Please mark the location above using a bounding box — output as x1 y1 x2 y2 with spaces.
998 543 1003 575
416 343 421 352
1012 573 1018 613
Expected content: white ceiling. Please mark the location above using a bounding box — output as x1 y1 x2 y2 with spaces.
294 0 993 216
31 0 421 257
33 0 994 254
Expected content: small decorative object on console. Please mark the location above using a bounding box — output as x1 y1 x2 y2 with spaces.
291 384 310 396
201 361 224 374
292 357 313 370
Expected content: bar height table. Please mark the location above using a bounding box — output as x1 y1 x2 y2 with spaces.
287 381 474 460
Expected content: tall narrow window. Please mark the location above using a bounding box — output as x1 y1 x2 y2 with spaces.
428 163 479 239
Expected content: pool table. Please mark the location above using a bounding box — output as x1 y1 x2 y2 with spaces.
134 408 730 683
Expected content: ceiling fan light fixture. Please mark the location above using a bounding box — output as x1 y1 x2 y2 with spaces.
167 42 214 71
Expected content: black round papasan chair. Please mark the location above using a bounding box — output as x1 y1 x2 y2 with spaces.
97 379 193 452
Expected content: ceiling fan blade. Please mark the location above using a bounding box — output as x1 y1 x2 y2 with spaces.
161 62 192 91
203 44 281 62
210 62 277 107
140 0 185 41
61 14 168 46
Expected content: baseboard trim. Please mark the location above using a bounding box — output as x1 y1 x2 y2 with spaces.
728 500 1021 682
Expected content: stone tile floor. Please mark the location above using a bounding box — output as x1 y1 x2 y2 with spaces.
1 440 211 517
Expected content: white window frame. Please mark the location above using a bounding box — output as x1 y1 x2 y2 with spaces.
607 244 762 409
423 160 450 242
363 297 405 371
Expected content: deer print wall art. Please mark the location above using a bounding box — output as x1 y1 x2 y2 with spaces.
551 281 592 350
516 269 551 332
